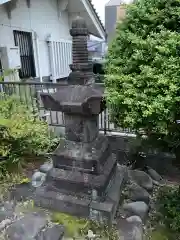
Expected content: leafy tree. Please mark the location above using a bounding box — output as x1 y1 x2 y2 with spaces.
105 0 180 165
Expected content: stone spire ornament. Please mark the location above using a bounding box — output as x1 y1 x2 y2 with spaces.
31 16 126 224
68 16 94 85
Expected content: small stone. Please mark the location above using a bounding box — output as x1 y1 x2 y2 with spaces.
31 171 47 188
0 219 12 231
0 202 15 221
128 183 150 204
6 213 47 239
126 216 142 224
87 230 96 238
131 225 143 240
39 162 53 174
152 180 165 187
147 167 163 182
128 170 153 192
117 218 143 240
123 201 149 221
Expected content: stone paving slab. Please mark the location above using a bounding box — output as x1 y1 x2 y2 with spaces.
0 201 64 240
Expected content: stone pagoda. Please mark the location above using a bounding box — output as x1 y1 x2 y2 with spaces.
34 16 125 223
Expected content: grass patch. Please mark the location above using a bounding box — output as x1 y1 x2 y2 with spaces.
51 212 119 239
147 185 180 240
150 226 177 240
52 212 88 238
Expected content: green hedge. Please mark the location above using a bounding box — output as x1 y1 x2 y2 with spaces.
0 94 59 176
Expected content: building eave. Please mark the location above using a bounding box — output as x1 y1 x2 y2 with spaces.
0 0 11 5
81 0 107 40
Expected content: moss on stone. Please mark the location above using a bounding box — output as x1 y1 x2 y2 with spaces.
51 212 119 239
20 177 30 184
51 212 87 238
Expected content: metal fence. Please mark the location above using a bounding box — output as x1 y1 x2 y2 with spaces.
0 81 134 135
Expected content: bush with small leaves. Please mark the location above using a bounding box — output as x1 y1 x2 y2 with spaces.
157 186 180 233
105 0 180 164
0 94 59 176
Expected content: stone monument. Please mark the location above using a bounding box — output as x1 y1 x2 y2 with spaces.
33 16 125 223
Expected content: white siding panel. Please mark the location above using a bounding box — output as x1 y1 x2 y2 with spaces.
0 0 71 78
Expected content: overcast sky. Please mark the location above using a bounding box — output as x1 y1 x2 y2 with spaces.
91 0 133 23
91 0 109 24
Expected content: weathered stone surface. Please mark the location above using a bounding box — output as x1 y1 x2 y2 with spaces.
89 165 126 223
40 85 104 115
126 215 142 224
33 165 125 223
128 170 153 192
47 153 116 196
34 187 91 218
64 114 99 142
39 162 53 174
122 201 149 221
90 201 114 223
0 202 15 221
128 183 150 204
52 135 110 174
37 224 64 240
117 218 143 240
32 171 47 188
0 218 12 231
147 167 165 184
152 179 165 187
10 183 35 202
6 213 47 239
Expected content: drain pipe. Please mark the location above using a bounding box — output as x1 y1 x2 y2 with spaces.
35 32 43 82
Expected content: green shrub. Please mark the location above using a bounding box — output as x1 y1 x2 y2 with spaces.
157 186 180 232
105 0 180 160
0 94 59 175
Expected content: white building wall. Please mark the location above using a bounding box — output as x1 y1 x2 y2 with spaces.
0 0 71 78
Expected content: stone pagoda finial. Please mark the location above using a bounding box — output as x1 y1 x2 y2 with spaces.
71 16 88 30
68 16 94 85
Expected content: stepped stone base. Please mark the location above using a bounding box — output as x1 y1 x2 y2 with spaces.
10 165 126 224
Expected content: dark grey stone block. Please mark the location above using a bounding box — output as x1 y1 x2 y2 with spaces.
40 85 105 115
34 187 90 218
106 166 126 217
47 153 117 196
90 201 114 223
10 183 35 202
52 135 110 174
39 162 53 174
90 165 126 223
64 114 99 142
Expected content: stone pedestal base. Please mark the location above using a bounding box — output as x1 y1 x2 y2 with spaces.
33 165 126 223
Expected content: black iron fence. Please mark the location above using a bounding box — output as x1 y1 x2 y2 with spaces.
0 81 134 135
